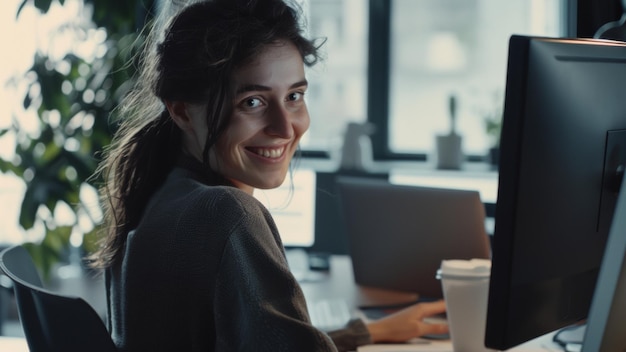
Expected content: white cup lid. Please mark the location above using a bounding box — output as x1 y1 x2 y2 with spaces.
437 258 492 279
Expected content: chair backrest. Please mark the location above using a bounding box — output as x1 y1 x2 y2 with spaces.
0 246 47 351
0 245 117 352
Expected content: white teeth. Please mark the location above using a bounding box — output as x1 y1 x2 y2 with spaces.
255 147 284 159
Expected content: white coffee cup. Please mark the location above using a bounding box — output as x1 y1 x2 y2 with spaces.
437 259 496 352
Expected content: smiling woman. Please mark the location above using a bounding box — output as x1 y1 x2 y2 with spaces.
86 1 449 351
165 40 310 193
89 0 342 350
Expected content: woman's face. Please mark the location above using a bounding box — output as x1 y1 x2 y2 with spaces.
210 40 309 194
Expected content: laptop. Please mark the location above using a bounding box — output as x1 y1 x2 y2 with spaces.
336 177 491 300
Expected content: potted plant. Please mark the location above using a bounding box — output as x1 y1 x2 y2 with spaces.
0 0 156 281
436 94 464 170
482 91 503 169
484 108 502 169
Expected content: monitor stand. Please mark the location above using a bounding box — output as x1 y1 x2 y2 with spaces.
582 171 626 351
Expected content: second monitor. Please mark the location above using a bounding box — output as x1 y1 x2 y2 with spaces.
485 35 626 350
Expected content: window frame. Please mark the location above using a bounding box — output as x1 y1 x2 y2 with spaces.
300 0 621 162
366 0 578 162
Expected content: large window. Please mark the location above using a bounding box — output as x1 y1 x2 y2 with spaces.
302 0 564 160
388 0 563 158
300 0 369 155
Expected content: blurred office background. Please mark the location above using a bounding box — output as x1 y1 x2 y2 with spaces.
2 0 624 244
0 0 624 337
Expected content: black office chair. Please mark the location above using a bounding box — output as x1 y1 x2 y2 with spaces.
0 245 117 352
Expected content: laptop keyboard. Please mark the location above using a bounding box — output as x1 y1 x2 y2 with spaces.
308 298 352 331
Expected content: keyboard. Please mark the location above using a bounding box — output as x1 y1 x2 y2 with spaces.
308 298 352 331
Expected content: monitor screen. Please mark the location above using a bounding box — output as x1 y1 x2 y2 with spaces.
254 168 316 247
485 35 626 350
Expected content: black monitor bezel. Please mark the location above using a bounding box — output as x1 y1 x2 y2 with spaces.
485 35 626 350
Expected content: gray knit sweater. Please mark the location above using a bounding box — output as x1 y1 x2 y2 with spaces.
106 163 371 351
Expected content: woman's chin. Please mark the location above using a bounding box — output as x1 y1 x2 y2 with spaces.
256 173 289 190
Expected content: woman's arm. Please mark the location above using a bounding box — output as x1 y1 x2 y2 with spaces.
365 300 449 343
213 191 337 351
328 300 448 351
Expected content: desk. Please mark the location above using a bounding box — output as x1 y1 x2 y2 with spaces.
356 334 564 352
0 337 28 352
296 254 419 310
295 254 564 352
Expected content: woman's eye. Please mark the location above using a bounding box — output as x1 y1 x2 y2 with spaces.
287 92 304 102
243 97 262 108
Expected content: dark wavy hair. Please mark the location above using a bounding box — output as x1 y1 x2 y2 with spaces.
91 0 323 268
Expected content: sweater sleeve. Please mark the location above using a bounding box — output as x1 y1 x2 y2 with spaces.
328 319 373 352
212 192 338 351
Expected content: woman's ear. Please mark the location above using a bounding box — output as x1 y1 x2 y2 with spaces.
165 100 194 131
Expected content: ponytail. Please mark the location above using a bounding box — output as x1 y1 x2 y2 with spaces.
91 109 181 268
120 109 180 230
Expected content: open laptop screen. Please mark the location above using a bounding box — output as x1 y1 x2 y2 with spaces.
254 168 317 248
337 177 491 299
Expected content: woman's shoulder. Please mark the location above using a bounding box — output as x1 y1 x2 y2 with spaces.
165 172 282 249
199 185 262 215
163 168 265 215
140 169 275 244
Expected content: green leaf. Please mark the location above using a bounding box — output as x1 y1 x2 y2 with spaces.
19 186 40 230
37 69 67 112
34 0 53 13
23 92 32 110
23 227 71 282
62 148 97 181
42 225 72 253
0 127 10 138
82 228 101 255
40 141 62 163
0 158 23 177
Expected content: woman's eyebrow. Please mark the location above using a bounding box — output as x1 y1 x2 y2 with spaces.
235 79 308 95
290 79 309 89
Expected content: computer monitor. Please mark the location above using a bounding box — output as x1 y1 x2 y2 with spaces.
485 35 626 350
254 168 316 247
582 171 626 352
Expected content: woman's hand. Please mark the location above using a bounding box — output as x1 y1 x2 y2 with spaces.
365 300 449 343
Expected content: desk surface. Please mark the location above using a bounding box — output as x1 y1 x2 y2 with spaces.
294 254 419 310
356 333 563 352
0 337 28 352
294 253 565 352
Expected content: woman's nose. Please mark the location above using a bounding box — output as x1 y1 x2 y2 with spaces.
264 104 294 139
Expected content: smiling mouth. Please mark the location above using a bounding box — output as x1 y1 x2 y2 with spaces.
247 146 286 159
